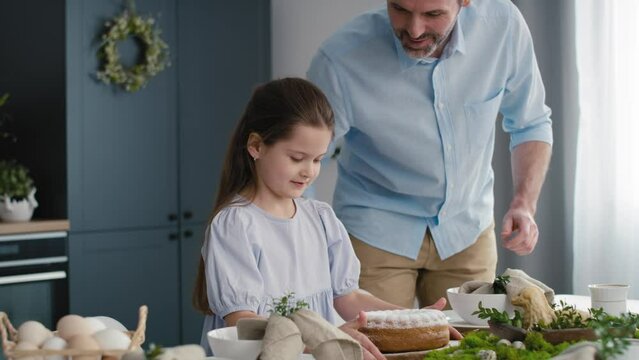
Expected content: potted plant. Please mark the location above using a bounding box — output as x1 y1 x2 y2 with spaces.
0 93 38 222
0 160 38 222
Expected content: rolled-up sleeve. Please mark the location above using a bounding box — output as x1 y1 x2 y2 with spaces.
315 202 360 298
202 208 263 318
500 5 553 151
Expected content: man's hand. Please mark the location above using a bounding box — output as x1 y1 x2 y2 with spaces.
339 311 386 360
501 205 538 255
421 297 463 340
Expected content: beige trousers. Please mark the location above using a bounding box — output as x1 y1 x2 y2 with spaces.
351 224 497 309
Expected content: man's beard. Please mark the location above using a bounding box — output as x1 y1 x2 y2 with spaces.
398 17 458 59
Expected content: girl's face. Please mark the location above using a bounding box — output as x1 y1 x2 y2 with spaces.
249 124 332 202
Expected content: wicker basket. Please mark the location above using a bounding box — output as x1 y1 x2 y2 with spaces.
0 305 147 359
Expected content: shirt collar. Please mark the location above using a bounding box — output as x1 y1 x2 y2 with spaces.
392 15 467 70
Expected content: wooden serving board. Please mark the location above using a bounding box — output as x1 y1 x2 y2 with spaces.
384 349 432 360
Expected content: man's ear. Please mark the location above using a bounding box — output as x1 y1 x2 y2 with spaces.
247 132 263 160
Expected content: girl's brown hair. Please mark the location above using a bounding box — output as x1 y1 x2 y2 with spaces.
193 78 334 314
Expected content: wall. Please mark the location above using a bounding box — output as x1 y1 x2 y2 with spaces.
271 0 383 203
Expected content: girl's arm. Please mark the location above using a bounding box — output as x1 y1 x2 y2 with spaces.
334 290 402 322
223 310 264 327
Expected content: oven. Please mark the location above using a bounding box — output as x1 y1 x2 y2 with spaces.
0 231 69 339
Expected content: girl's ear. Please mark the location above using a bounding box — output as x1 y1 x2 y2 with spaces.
247 132 263 160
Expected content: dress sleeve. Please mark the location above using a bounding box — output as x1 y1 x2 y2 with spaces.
202 207 263 318
314 201 360 298
500 5 553 151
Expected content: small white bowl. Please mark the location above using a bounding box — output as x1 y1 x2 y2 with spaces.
446 287 514 326
207 327 315 360
207 327 262 360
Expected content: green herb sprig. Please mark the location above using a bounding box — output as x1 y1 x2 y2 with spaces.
493 275 511 294
589 309 639 359
546 300 589 330
473 301 524 328
145 343 164 359
269 292 308 317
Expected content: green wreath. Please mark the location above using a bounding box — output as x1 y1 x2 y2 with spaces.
96 10 170 92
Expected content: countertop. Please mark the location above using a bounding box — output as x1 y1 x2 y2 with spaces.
0 219 70 235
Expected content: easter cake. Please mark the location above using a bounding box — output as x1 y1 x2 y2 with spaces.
360 309 449 353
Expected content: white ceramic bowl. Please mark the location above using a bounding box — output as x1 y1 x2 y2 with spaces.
207 327 262 360
207 327 315 360
446 287 514 326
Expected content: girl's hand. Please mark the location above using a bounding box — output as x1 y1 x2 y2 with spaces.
339 311 386 360
421 297 463 340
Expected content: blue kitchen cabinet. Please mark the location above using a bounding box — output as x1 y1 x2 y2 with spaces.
68 229 180 346
180 224 207 344
66 0 180 232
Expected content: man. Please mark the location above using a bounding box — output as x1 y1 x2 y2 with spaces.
307 0 552 309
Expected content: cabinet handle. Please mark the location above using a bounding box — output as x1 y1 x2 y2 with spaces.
183 211 193 219
169 233 179 241
184 230 193 238
168 213 178 221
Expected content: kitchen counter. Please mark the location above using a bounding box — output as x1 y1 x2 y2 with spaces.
0 219 70 235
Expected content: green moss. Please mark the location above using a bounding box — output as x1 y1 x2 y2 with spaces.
424 331 573 360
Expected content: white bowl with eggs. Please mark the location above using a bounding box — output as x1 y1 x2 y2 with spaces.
207 327 314 360
446 287 515 326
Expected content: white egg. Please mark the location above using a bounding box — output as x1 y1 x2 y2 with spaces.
83 317 106 334
56 314 93 340
17 320 52 347
41 336 68 360
92 328 131 350
67 334 100 360
90 316 128 332
14 341 44 360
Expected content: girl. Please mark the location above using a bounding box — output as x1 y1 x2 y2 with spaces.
193 78 458 359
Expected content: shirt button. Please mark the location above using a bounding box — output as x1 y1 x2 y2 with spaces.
441 211 447 217
450 183 455 189
438 102 444 109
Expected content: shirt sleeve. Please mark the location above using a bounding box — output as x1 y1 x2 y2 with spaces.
314 201 360 298
500 5 553 151
307 50 351 153
202 207 263 318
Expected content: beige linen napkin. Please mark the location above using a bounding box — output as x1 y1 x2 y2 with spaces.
237 318 268 340
290 309 363 360
237 310 363 360
459 268 555 305
260 315 305 360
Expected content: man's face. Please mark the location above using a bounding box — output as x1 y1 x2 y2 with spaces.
387 0 467 59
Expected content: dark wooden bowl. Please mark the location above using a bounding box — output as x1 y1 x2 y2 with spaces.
487 321 597 345
487 321 526 342
540 328 597 344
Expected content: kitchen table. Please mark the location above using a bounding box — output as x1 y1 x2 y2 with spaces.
204 294 639 360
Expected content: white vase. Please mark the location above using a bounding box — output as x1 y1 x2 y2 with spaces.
0 188 38 222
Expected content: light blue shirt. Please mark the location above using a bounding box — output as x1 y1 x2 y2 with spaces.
199 197 360 354
307 0 552 260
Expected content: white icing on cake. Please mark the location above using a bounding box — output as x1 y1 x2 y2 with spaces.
364 309 448 329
